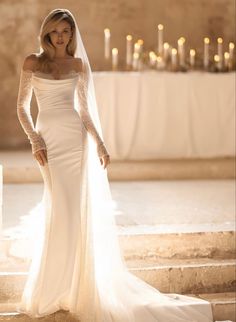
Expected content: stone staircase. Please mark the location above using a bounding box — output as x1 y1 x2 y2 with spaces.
0 227 235 321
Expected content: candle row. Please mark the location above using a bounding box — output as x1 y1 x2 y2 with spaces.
104 27 235 72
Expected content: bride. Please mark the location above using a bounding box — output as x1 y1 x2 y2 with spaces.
16 8 214 322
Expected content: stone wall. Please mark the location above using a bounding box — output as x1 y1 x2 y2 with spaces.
0 0 235 149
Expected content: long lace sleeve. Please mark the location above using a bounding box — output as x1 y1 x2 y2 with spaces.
77 64 109 158
16 68 47 154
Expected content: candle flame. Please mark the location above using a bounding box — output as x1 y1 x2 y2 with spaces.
178 37 185 45
217 37 223 44
224 52 230 59
158 24 164 30
149 51 156 57
172 48 177 55
164 42 169 49
126 35 132 41
214 54 220 62
190 49 196 56
204 37 210 44
104 28 110 37
157 56 162 62
133 52 139 59
137 39 144 45
229 42 235 49
112 48 118 55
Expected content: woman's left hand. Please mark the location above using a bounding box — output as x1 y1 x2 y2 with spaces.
100 154 110 169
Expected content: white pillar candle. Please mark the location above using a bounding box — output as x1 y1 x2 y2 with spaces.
171 48 178 68
178 37 185 67
229 42 235 60
137 39 144 54
134 42 140 54
163 42 170 62
149 51 157 67
214 54 220 70
217 37 223 70
126 35 133 67
112 48 118 71
224 52 230 69
156 56 165 70
228 42 235 70
104 28 111 60
132 52 139 70
204 37 210 69
158 24 164 55
189 49 196 68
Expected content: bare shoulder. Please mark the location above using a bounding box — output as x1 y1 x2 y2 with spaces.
22 53 39 72
73 57 82 72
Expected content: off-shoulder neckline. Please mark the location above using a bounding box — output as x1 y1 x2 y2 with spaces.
21 68 81 81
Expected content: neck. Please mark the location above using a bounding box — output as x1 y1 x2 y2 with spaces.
54 48 68 59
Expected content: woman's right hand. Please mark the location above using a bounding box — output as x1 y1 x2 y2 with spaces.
33 148 48 166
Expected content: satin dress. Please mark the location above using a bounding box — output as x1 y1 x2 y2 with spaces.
16 69 214 322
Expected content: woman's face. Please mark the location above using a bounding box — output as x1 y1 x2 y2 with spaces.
48 20 72 49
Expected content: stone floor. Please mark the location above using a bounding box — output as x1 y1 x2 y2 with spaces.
2 180 235 235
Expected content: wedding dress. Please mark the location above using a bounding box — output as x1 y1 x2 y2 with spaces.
15 64 214 322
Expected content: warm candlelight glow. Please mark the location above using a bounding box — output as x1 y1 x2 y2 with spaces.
126 35 133 67
132 52 139 70
158 24 163 31
134 42 140 53
224 52 230 59
217 37 223 44
137 39 144 45
112 48 118 70
178 37 186 45
172 48 177 55
229 42 235 50
204 37 210 44
190 49 196 67
214 54 220 62
104 28 111 60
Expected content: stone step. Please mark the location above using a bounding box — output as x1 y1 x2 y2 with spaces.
0 151 234 182
0 258 235 303
1 228 235 262
0 292 235 321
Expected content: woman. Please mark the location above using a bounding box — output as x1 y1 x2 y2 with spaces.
16 8 213 322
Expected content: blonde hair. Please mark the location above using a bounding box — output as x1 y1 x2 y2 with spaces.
37 9 77 73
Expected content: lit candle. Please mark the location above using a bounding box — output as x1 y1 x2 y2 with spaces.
178 37 185 67
190 49 196 68
126 35 133 67
132 52 139 70
104 28 111 60
149 51 157 67
229 42 235 60
112 48 118 70
134 42 140 54
229 42 235 70
214 54 220 70
156 56 165 70
158 24 164 55
137 39 144 54
224 52 230 70
204 37 210 69
163 42 170 62
217 37 223 70
171 48 178 68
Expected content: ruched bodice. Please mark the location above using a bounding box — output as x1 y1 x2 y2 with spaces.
32 73 79 113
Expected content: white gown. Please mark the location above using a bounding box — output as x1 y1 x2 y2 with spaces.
15 68 214 322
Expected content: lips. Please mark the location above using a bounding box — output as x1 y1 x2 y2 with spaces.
57 42 64 44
